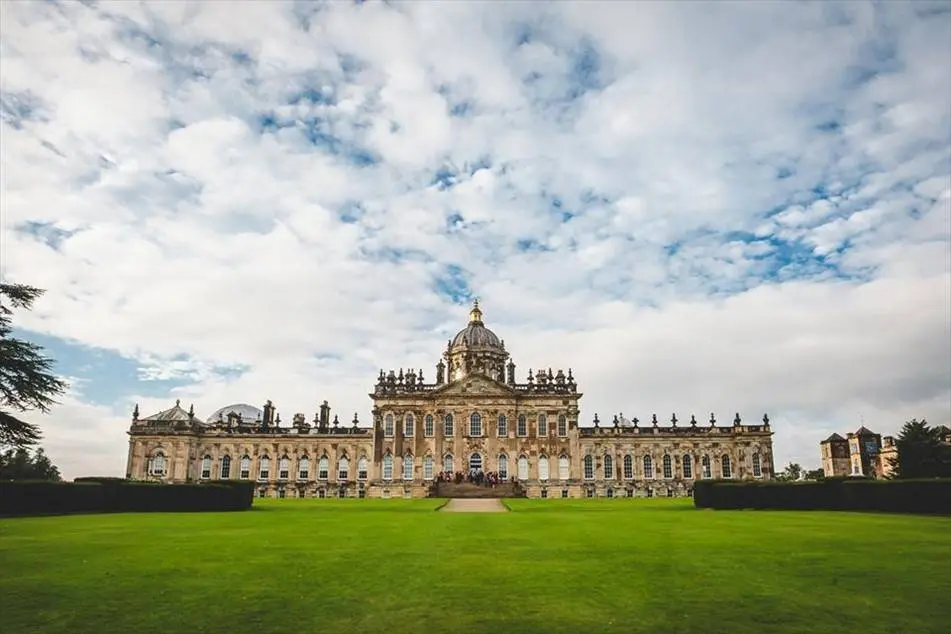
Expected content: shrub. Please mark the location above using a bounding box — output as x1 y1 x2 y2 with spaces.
693 478 951 514
0 479 254 517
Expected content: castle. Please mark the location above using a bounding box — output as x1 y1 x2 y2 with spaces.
126 301 776 498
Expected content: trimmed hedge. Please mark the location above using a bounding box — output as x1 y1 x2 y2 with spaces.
0 479 254 517
693 478 951 514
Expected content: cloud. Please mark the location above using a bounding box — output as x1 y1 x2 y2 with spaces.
2 0 949 478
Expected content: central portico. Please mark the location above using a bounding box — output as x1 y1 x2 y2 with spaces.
370 300 583 498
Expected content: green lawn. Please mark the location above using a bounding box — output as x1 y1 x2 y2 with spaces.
1 498 949 634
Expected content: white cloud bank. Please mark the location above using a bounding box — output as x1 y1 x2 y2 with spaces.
1 0 949 478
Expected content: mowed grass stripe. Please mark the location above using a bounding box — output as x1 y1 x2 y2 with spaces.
1 498 948 634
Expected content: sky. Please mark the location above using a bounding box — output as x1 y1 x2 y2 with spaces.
2 0 949 479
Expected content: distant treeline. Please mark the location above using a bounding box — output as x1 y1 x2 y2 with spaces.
694 478 951 514
0 478 255 517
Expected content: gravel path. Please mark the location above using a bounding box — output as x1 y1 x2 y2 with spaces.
440 498 508 512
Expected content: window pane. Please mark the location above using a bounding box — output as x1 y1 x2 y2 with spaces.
583 455 594 480
558 415 567 436
518 457 529 480
404 414 414 437
682 455 692 479
517 415 527 437
644 456 653 479
424 415 434 437
403 455 413 480
423 456 434 480
444 414 454 437
623 455 633 479
538 415 547 437
538 457 549 481
498 454 508 479
604 455 613 480
469 413 482 437
497 415 507 436
559 456 570 480
383 455 393 480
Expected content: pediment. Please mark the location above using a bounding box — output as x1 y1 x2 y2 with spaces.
433 373 515 397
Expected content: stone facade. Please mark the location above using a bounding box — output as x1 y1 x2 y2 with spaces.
127 301 776 498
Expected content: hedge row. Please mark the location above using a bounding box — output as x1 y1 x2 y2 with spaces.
693 478 951 514
0 479 255 517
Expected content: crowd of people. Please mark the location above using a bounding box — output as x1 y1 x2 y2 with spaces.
436 469 514 487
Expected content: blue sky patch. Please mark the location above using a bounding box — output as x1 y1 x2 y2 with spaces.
433 264 472 303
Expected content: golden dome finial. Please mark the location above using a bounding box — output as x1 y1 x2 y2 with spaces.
468 297 483 324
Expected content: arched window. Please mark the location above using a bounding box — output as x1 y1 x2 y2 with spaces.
338 456 350 480
538 414 548 436
318 456 329 480
752 452 762 478
623 455 633 479
239 455 251 479
517 415 527 437
403 455 414 480
299 456 310 480
444 414 454 437
423 456 434 480
469 453 483 471
701 455 712 478
497 414 507 436
604 455 614 480
682 454 692 479
278 455 290 480
498 454 508 479
469 412 482 437
200 455 212 479
149 452 166 476
538 455 550 481
404 414 414 437
583 455 594 480
384 414 394 436
357 456 368 480
518 455 529 480
558 414 567 436
424 415 434 437
721 455 732 478
559 455 570 480
220 455 232 479
643 455 654 479
443 453 454 474
382 454 393 480
259 456 270 480
663 455 673 479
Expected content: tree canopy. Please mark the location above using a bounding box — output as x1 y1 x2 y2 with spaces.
890 419 951 479
0 283 68 448
0 446 61 481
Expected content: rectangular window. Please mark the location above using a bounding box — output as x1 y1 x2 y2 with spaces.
623 456 633 479
558 415 567 436
583 456 594 480
517 415 527 437
220 458 231 479
662 456 673 479
358 489 366 498
444 415 454 437
701 456 711 479
384 414 394 437
752 453 762 478
682 455 693 479
404 415 414 437
424 457 434 480
403 456 413 480
424 415 434 437
278 489 286 498
497 415 507 436
299 469 309 480
538 415 548 437
646 489 654 498
644 457 654 480
358 458 368 480
259 458 270 481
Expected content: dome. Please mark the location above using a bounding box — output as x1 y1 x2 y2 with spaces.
206 403 263 424
450 299 503 349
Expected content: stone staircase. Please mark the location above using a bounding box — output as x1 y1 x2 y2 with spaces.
430 481 526 498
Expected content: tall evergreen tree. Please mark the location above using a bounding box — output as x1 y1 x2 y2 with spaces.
0 446 62 481
0 283 68 448
890 419 951 479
